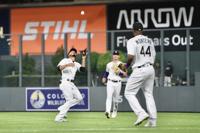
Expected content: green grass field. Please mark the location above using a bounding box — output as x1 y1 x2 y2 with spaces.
0 112 200 133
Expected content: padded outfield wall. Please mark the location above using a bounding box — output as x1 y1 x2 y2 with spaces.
0 86 200 112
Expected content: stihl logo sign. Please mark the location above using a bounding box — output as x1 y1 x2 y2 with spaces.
23 20 93 40
10 5 106 55
117 6 194 29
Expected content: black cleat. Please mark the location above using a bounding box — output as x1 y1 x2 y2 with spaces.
105 112 110 119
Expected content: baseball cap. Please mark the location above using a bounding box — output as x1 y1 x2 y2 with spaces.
68 48 77 53
113 50 119 55
68 47 77 56
133 22 143 31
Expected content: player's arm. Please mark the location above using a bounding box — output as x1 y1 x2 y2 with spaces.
151 40 156 65
79 67 86 72
102 64 109 85
57 59 75 71
58 63 75 71
125 39 136 68
126 54 134 68
102 71 109 85
79 49 87 72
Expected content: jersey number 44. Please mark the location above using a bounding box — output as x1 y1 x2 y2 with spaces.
140 46 151 57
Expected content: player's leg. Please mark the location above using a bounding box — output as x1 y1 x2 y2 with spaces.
168 76 172 87
166 76 172 87
55 82 73 122
105 81 114 118
142 67 157 127
55 83 83 122
111 82 122 118
69 84 83 108
124 70 149 125
164 76 167 87
111 101 118 118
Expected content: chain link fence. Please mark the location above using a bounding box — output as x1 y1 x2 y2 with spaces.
1 28 200 87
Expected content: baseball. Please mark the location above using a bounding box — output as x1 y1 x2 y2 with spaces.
81 10 85 15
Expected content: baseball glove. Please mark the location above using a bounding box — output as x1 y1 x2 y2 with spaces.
112 65 120 75
118 63 127 73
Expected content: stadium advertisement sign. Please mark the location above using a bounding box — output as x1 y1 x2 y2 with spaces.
0 9 10 55
107 1 200 51
10 5 106 55
26 87 90 111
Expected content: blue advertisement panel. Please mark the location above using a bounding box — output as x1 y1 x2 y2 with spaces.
26 87 90 111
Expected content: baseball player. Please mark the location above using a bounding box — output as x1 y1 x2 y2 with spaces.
55 48 86 122
124 22 157 127
102 50 127 118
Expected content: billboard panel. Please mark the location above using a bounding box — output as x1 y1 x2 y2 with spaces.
0 9 10 55
11 5 106 55
26 87 90 111
107 1 200 51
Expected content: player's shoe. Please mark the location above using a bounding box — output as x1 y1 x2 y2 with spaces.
134 113 149 126
55 117 67 122
55 114 67 122
144 120 156 127
105 112 110 119
111 111 117 118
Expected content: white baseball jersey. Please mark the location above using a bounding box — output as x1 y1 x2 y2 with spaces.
127 35 156 69
125 34 157 122
106 61 123 81
57 58 81 81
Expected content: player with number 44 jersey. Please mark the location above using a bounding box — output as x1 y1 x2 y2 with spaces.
124 22 157 127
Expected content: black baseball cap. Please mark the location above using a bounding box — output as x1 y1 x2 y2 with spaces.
113 50 119 55
133 22 143 31
68 47 77 55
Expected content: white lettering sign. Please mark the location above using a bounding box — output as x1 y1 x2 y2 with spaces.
116 35 193 48
23 20 93 41
117 7 194 29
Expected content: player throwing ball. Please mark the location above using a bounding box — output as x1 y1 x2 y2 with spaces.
102 50 127 118
55 48 86 122
124 22 157 127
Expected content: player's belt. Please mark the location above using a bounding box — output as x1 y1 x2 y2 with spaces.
108 79 121 83
66 79 74 82
137 63 153 68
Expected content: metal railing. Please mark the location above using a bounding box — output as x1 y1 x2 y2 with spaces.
1 28 200 87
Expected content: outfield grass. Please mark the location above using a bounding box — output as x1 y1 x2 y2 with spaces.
0 112 200 133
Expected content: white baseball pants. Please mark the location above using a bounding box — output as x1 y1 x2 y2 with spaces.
106 80 121 114
124 66 157 119
164 76 172 87
55 81 83 119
